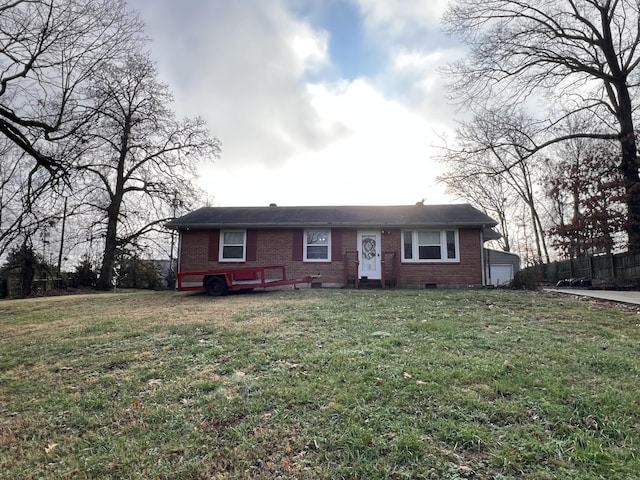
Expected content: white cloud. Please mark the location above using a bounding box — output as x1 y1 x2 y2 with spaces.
201 78 449 206
355 0 450 41
288 26 330 74
128 0 457 207
382 45 466 121
393 49 446 71
129 0 342 168
342 0 464 126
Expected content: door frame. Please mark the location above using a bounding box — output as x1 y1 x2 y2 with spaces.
357 230 382 279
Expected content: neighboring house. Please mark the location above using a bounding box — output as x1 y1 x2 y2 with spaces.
165 203 500 289
484 249 521 286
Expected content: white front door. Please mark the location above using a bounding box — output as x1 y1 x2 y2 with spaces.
358 231 382 279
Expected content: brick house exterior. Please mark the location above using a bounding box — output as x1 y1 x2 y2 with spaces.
166 204 499 288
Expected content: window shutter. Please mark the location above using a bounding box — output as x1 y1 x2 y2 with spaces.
208 230 220 261
246 229 258 261
331 229 342 261
292 229 303 261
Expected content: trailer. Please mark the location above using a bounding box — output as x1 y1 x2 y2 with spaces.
176 265 312 296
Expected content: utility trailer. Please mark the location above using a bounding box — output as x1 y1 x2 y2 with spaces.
176 265 312 296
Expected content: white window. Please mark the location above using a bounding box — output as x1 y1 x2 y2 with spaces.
219 230 246 261
402 230 458 262
304 229 331 261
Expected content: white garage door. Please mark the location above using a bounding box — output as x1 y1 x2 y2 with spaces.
490 264 513 286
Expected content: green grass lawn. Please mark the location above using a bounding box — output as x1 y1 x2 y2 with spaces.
1 288 639 479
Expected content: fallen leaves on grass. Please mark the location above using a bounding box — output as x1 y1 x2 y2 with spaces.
44 443 58 454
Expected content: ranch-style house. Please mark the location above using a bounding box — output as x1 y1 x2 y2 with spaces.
166 203 502 290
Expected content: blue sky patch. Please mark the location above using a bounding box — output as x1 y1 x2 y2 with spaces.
292 0 385 81
324 1 383 80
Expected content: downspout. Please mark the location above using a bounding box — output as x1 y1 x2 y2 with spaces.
176 230 183 279
480 225 487 286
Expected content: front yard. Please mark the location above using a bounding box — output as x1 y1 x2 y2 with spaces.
0 288 638 479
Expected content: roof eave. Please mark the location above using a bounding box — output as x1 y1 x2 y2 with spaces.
167 222 496 230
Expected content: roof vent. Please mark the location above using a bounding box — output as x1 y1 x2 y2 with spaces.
269 203 277 207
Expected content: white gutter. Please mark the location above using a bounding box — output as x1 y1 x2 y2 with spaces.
176 231 183 279
480 225 487 286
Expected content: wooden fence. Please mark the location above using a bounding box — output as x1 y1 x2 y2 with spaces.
529 251 640 286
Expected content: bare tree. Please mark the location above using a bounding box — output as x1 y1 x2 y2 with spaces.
439 108 551 263
440 168 516 252
0 0 143 180
443 0 640 251
79 53 221 290
0 138 63 259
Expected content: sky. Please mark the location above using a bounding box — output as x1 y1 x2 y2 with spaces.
126 0 464 207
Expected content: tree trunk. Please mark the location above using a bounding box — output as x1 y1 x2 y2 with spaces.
615 95 640 251
498 211 511 252
96 168 126 290
96 121 130 290
620 132 640 252
96 206 120 290
601 13 640 251
533 207 551 264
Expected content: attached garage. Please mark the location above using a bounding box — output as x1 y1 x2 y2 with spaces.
485 249 520 286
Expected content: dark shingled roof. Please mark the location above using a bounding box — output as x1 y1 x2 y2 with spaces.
166 204 498 230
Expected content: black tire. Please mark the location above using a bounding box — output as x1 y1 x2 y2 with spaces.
205 276 228 296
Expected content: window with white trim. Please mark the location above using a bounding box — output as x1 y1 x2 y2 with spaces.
219 230 246 261
402 230 459 262
304 229 331 261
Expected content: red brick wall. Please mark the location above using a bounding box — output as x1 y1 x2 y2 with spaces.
395 228 483 287
178 227 484 287
180 230 211 272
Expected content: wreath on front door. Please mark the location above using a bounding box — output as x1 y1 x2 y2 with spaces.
362 238 376 259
